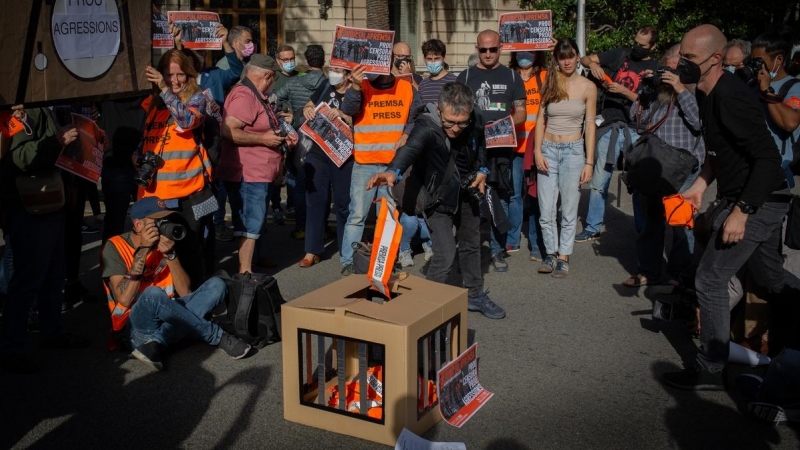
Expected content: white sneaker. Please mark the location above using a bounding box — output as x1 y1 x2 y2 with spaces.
399 249 414 267
422 242 434 261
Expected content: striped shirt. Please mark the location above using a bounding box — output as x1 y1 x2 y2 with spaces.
418 72 458 106
631 89 705 165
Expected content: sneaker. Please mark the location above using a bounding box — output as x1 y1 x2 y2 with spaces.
529 252 542 262
291 229 305 240
218 332 251 359
398 249 414 267
662 367 726 391
468 291 506 319
272 208 285 225
574 229 601 242
552 259 569 278
538 254 557 274
749 403 789 425
131 340 164 371
505 245 520 253
491 252 508 272
422 242 434 262
340 263 355 278
81 223 100 234
215 224 233 242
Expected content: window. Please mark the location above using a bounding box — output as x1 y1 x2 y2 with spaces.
194 0 281 59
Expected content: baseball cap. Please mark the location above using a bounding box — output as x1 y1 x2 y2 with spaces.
130 197 175 221
249 54 280 72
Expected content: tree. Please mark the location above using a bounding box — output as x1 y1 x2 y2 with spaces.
520 0 800 54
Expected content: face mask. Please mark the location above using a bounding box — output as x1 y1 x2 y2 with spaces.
677 57 703 84
769 59 780 80
329 72 345 86
426 61 444 75
630 45 649 61
282 61 296 73
518 58 533 68
724 65 736 73
242 42 255 57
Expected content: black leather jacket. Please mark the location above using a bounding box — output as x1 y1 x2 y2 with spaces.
387 105 487 214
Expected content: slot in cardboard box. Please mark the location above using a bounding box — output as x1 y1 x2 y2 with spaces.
282 275 468 446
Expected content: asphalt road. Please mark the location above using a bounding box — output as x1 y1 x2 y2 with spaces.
2 174 800 449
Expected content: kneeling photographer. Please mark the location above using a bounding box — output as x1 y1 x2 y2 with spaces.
367 82 506 319
622 45 704 289
103 197 252 371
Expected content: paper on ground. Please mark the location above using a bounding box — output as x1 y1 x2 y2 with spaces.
395 428 466 450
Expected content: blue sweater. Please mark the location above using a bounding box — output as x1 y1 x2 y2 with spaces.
199 50 243 108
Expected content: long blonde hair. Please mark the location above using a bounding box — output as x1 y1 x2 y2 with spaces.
540 38 580 107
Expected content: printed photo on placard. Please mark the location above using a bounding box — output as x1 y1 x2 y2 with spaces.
484 115 517 148
167 11 222 50
498 11 553 52
437 343 493 428
55 113 104 183
152 1 172 49
330 25 395 75
299 103 354 167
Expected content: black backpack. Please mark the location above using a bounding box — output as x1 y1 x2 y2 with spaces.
216 271 286 348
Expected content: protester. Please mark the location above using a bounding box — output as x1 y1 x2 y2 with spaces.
173 23 242 108
723 39 751 73
103 197 251 370
367 82 506 319
215 25 254 70
534 38 597 278
391 41 423 88
456 29 526 273
418 39 458 105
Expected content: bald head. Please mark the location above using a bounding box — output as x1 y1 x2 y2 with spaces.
683 25 727 55
477 30 500 45
475 30 501 69
680 24 727 93
393 42 411 58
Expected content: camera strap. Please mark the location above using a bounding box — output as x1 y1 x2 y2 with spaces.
240 77 281 131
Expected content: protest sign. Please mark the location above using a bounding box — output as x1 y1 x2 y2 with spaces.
299 103 354 167
436 343 493 428
202 89 222 123
368 198 403 298
0 0 151 108
485 115 517 148
330 25 395 74
152 7 172 49
0 112 25 138
499 11 553 52
56 113 104 183
168 11 222 50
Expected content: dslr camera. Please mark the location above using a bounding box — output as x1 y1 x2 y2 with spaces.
460 172 484 204
134 152 165 188
641 66 678 94
155 218 186 241
735 56 766 83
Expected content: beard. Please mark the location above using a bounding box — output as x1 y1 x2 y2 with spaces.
656 84 675 106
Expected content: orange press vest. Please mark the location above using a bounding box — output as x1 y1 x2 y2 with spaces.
353 78 414 165
515 70 546 154
104 235 175 333
137 98 212 200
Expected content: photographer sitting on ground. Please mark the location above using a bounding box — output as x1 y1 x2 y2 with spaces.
103 197 252 371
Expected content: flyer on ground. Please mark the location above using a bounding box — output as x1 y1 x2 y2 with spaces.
299 102 354 167
368 198 402 298
152 7 173 49
437 343 493 428
330 25 395 74
485 115 517 148
167 11 222 50
55 114 104 183
499 10 553 52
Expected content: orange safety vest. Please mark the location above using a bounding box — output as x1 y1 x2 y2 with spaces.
104 235 175 333
137 98 212 200
515 70 547 154
353 78 414 165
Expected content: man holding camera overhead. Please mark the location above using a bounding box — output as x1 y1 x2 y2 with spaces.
103 197 252 371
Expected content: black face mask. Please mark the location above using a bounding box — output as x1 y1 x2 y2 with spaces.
677 57 704 84
630 45 649 61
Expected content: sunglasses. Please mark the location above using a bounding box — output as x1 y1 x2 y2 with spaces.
478 47 499 54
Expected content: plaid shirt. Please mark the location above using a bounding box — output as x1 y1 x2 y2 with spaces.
631 89 705 165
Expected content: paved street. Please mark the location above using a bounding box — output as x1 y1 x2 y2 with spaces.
2 174 800 449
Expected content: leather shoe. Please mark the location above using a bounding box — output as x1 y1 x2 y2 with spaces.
298 255 320 268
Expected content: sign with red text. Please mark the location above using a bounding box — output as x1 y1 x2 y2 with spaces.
499 11 553 52
300 102 354 167
437 343 493 428
56 114 104 183
330 25 395 75
167 11 222 50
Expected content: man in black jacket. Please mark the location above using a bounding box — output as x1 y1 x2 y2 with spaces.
367 82 506 319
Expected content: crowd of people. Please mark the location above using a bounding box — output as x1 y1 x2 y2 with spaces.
1 16 800 424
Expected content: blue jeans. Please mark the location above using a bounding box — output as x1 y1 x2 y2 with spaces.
340 162 391 265
584 128 640 234
399 213 431 252
226 181 270 239
304 153 353 255
636 172 698 280
127 277 227 349
536 140 585 256
502 153 525 250
0 236 12 295
1 213 65 354
526 197 544 259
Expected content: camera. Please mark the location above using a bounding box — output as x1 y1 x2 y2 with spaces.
155 218 186 241
134 152 164 188
736 56 765 83
460 172 484 204
394 57 409 70
641 66 678 92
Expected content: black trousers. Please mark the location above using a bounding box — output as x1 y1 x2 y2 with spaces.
425 199 484 298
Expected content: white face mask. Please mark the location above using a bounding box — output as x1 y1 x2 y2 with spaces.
329 72 345 86
724 65 736 73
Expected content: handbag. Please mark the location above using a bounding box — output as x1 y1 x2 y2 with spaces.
15 170 65 214
624 101 698 196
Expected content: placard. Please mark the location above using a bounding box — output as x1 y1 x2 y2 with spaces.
152 4 172 49
55 113 104 183
330 25 395 75
436 343 493 428
368 198 402 297
299 102 354 167
168 11 222 50
485 115 517 148
498 10 553 52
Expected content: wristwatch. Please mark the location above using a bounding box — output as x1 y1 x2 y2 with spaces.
165 250 177 261
736 201 756 214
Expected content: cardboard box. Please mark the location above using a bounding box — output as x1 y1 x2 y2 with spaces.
282 274 468 446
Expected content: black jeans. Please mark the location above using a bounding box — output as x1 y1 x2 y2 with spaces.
695 199 800 372
426 199 484 298
101 166 136 243
304 153 353 255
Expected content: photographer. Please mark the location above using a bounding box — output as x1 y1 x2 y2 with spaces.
103 197 252 371
367 82 506 320
135 50 214 291
621 45 704 288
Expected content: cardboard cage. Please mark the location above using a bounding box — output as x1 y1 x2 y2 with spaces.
282 275 468 446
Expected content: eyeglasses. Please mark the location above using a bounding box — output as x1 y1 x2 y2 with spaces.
440 117 471 129
478 47 499 54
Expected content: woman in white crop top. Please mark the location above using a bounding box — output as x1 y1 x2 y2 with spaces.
533 38 597 278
